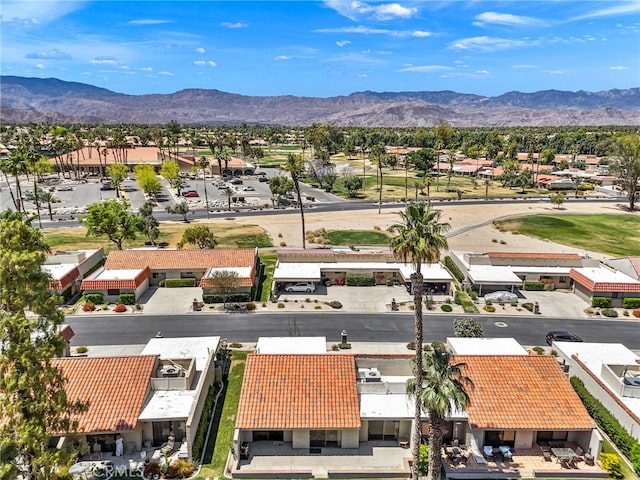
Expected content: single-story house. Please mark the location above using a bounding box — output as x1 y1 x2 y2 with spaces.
451 251 599 294
52 336 222 462
447 337 528 355
43 249 104 299
81 266 150 302
273 248 453 294
554 342 640 442
570 267 640 306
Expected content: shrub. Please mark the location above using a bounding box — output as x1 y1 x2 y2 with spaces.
101 303 109 311
601 308 619 317
314 305 322 309
337 342 351 349
454 292 462 305
592 297 612 308
113 303 127 313
328 300 343 309
143 463 161 478
418 444 429 475
345 275 375 286
202 293 251 304
76 346 88 354
277 303 285 308
484 299 493 306
622 298 640 309
469 290 478 301
453 317 484 338
441 304 453 312
444 256 464 282
245 302 256 311
118 293 135 305
84 293 104 304
280 241 287 247
522 302 535 312
523 281 545 291
165 278 197 288
82 300 95 312
634 310 640 318
158 279 166 287
167 459 195 479
385 279 394 286
600 453 624 479
483 305 496 312
191 385 217 462
532 346 545 355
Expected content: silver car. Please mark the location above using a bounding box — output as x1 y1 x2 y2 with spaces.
484 291 519 303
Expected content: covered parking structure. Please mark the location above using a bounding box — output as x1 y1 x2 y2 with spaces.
466 266 522 296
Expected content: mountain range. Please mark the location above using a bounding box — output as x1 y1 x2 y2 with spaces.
1 76 639 127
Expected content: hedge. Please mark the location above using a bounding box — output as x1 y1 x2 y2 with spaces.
592 296 612 308
523 281 545 291
345 275 375 286
571 376 640 475
84 293 104 304
601 308 618 317
191 384 218 463
441 304 453 312
164 278 197 288
119 293 135 305
444 256 464 282
202 293 251 304
622 298 640 309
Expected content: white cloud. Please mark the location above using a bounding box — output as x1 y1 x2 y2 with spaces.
323 0 417 21
195 47 206 54
221 21 248 28
544 70 565 75
158 71 174 76
570 2 640 21
411 30 432 38
140 67 153 72
397 65 454 73
476 70 490 74
193 60 217 67
273 55 291 61
26 48 71 60
610 65 629 70
90 56 118 65
126 19 171 26
473 11 545 28
35 63 45 69
511 64 537 69
1 1 87 26
336 40 351 47
316 25 428 37
358 73 368 78
450 36 535 52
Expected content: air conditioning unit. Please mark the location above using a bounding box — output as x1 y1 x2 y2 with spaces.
365 369 382 382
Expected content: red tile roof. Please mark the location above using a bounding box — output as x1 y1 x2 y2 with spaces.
81 266 150 291
570 268 640 293
485 252 581 260
455 355 595 431
105 248 256 271
52 355 157 433
49 266 80 291
236 354 361 430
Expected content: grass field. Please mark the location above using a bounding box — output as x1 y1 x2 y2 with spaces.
325 229 391 246
43 222 272 252
494 214 640 257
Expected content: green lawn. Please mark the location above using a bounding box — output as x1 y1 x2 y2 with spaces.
325 229 391 246
494 214 640 257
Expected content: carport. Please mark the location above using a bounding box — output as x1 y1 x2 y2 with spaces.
467 266 522 295
272 262 322 293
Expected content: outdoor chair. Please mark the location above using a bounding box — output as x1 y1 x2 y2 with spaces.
560 458 571 469
569 457 579 469
161 435 175 455
575 446 584 460
542 450 552 462
483 446 494 460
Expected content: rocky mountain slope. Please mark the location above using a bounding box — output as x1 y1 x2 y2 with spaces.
1 76 638 126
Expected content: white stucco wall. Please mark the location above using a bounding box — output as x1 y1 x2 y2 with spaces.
515 430 534 449
341 429 360 448
292 429 309 449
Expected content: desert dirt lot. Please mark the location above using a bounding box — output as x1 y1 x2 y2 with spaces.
216 200 636 261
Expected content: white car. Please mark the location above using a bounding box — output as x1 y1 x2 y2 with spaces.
242 186 256 191
284 282 315 293
56 185 74 191
484 291 519 303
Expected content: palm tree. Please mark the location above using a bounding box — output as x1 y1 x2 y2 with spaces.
281 153 306 248
198 155 211 218
483 178 491 201
391 203 450 480
223 187 234 211
1 150 28 212
407 343 472 480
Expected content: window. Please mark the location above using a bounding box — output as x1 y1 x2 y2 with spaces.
484 430 515 447
559 276 567 283
107 288 119 295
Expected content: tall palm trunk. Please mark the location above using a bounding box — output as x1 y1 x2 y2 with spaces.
428 414 444 480
2 171 18 210
378 161 383 214
410 271 424 480
294 179 306 249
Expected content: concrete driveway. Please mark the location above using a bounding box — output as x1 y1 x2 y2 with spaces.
520 289 589 318
138 287 203 315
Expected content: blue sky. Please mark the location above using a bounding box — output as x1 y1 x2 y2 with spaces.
2 0 639 97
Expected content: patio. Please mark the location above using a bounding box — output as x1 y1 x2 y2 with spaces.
231 440 412 479
77 443 188 476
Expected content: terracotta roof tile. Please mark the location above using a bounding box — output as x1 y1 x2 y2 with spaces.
52 355 157 433
236 354 361 430
570 268 640 293
81 266 150 291
455 355 595 431
105 249 255 271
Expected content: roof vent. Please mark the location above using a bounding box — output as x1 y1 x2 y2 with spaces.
365 369 382 382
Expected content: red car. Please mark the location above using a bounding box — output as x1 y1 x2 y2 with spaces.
181 191 200 197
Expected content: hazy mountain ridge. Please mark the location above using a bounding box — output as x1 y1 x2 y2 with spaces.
1 76 639 126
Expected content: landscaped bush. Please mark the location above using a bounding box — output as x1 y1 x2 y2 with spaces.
245 302 256 311
345 275 375 286
633 310 640 318
165 278 197 288
441 304 453 312
83 293 104 304
601 308 619 317
158 279 166 287
571 376 640 474
76 346 88 354
113 303 127 313
167 459 195 479
483 305 496 312
118 293 135 305
277 303 285 308
469 290 478 301
143 463 161 478
202 293 251 304
327 300 343 309
600 453 624 479
622 298 640 309
191 385 218 462
82 300 95 312
523 281 545 291
444 256 464 282
532 346 545 355
454 291 462 305
592 297 612 308
522 302 535 312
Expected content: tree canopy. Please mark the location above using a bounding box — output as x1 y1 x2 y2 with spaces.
81 199 143 249
178 225 217 249
609 134 640 210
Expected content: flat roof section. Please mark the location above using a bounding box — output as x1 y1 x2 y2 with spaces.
467 266 522 285
447 337 528 355
138 389 196 421
141 336 220 371
256 337 327 354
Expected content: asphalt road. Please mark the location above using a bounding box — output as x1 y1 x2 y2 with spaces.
65 312 640 348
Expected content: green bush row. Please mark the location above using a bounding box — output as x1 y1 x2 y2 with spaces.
444 256 464 282
523 281 545 291
164 278 197 288
592 297 612 308
119 293 136 305
622 298 640 309
570 376 640 475
202 293 251 304
191 384 218 463
345 275 375 286
84 293 104 304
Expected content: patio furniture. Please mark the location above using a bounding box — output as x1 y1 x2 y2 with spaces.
560 458 571 469
398 436 409 448
161 435 175 455
568 457 579 469
91 442 102 460
483 446 494 460
584 452 594 466
575 446 585 460
551 447 579 464
240 442 249 460
542 451 552 462
499 446 513 460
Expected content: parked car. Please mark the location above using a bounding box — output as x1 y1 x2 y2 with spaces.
242 186 256 191
284 282 315 293
99 183 114 191
229 178 243 185
258 176 268 182
483 291 519 303
182 191 200 197
545 330 583 346
56 185 74 191
217 183 230 189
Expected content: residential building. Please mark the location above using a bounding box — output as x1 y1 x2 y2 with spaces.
43 248 104 299
570 266 640 306
607 257 640 281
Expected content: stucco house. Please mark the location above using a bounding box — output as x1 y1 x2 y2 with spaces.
43 248 105 299
569 266 640 306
